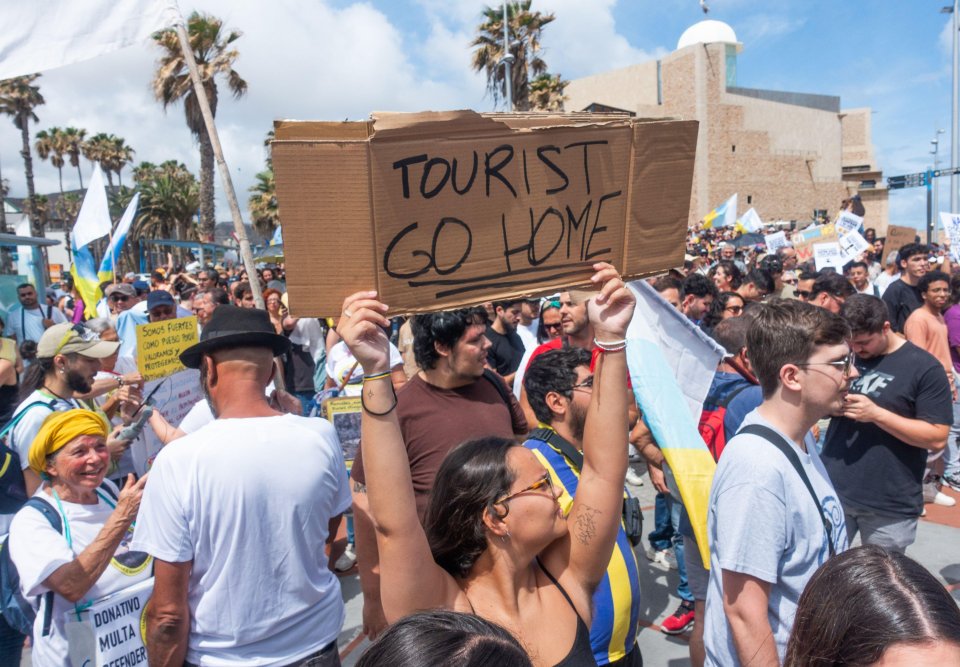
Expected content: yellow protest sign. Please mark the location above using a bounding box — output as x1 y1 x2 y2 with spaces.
135 316 199 381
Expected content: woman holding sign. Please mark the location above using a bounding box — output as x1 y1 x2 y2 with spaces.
8 409 150 667
338 263 634 667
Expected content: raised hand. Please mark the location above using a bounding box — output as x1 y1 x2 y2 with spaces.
336 291 391 375
586 262 636 340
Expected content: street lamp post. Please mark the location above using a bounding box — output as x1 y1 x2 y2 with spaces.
500 1 515 111
946 2 960 212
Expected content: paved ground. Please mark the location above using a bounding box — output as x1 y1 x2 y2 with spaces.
21 466 960 667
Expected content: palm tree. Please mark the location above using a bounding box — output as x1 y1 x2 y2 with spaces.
0 74 45 237
0 176 8 233
35 126 68 195
82 133 134 189
62 126 87 188
105 135 135 188
55 191 81 255
152 12 247 242
471 2 554 112
133 161 200 263
248 168 278 239
82 132 111 184
528 72 567 112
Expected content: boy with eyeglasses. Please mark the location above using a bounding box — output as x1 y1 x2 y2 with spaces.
822 294 953 552
704 300 852 666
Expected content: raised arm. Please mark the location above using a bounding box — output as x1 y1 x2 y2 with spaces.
544 264 635 591
337 291 459 621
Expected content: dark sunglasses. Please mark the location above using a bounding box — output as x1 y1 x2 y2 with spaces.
110 294 131 302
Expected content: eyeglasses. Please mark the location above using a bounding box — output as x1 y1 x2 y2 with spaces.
494 474 555 505
797 352 855 376
782 278 798 285
796 290 812 299
110 295 130 302
54 323 99 355
543 322 562 331
568 376 594 392
724 305 744 314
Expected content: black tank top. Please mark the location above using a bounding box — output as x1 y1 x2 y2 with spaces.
536 558 597 667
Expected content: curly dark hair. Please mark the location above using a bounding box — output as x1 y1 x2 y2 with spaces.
524 348 592 425
411 307 487 371
425 437 517 578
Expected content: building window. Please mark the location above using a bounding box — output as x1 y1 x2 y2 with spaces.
747 195 752 204
732 145 736 152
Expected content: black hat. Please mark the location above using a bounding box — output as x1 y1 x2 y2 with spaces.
179 305 290 368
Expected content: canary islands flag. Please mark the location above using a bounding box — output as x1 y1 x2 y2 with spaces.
99 193 139 282
702 193 738 230
625 280 726 566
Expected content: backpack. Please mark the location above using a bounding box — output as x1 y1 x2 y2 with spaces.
0 400 57 515
698 384 750 461
0 483 118 637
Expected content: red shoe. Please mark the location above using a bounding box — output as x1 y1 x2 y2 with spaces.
661 601 695 635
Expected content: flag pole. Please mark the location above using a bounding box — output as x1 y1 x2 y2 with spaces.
173 16 263 309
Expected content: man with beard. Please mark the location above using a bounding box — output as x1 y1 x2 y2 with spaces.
4 283 67 345
8 323 128 496
133 305 350 666
523 347 643 667
349 306 528 639
485 299 526 384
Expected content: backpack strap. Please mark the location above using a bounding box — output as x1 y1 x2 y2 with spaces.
530 427 583 471
712 383 751 410
1 400 58 442
738 424 836 558
23 496 62 636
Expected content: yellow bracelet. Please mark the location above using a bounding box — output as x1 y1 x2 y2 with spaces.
363 371 391 383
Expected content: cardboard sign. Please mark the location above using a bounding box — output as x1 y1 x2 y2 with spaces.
272 111 699 316
322 396 362 462
764 231 788 253
135 316 198 381
130 370 202 475
835 211 863 236
64 578 153 667
883 224 918 263
791 224 838 264
839 230 871 262
813 242 844 271
940 213 960 263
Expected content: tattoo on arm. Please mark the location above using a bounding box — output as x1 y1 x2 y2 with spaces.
574 505 600 545
353 481 367 493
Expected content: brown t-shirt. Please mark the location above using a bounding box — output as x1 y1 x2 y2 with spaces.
351 373 528 523
904 307 954 383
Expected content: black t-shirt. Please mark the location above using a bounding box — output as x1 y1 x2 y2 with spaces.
882 279 922 333
822 341 953 517
485 324 525 376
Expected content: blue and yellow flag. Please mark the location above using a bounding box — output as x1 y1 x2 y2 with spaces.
701 193 738 230
98 193 139 282
71 242 103 320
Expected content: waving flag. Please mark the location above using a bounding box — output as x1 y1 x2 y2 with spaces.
701 193 738 230
99 193 139 281
71 243 102 320
737 207 763 233
626 280 726 566
71 164 112 249
270 225 283 246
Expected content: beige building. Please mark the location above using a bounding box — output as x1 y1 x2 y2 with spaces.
565 20 889 234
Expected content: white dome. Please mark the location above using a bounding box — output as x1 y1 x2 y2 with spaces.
677 20 739 50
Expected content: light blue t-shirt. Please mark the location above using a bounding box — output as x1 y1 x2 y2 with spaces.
704 409 847 666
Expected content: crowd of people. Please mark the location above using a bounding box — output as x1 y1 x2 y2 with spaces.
0 210 959 667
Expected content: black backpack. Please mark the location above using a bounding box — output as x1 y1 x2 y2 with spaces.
0 484 118 637
0 400 57 515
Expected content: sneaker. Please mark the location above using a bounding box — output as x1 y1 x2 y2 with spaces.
661 600 695 635
334 543 357 572
625 468 645 487
943 473 960 493
933 491 957 507
645 547 677 570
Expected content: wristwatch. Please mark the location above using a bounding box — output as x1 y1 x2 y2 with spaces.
117 377 124 388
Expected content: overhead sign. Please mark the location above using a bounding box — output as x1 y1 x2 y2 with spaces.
273 110 699 316
135 316 198 381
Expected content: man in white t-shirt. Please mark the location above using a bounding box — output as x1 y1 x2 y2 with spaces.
704 300 852 666
3 282 67 345
132 305 350 667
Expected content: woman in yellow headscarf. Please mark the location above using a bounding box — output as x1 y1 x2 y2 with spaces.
7 409 150 667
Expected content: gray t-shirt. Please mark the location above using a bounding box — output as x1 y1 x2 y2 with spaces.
704 409 848 666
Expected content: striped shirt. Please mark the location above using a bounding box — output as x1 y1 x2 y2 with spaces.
524 435 641 665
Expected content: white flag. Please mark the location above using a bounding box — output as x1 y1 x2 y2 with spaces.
0 0 179 80
72 165 112 249
740 207 763 233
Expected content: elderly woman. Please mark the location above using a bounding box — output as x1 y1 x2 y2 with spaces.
8 409 149 667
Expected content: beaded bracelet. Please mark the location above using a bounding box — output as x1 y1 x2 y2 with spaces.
594 337 627 353
362 371 391 383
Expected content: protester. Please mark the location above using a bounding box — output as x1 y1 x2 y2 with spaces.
845 260 877 296
146 290 179 322
874 250 901 297
807 271 855 314
350 304 527 639
4 283 67 346
523 347 642 666
8 410 149 667
680 273 719 325
133 305 351 666
339 263 634 666
708 259 742 292
736 268 774 303
784 545 960 666
105 283 137 320
516 298 541 351
705 300 851 666
904 270 955 390
794 269 818 302
192 287 229 328
883 243 929 333
485 299 526 384
944 274 960 493
232 281 255 308
355 610 533 667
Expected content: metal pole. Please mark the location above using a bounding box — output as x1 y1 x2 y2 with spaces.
502 1 513 111
927 169 935 245
173 20 264 310
953 0 959 213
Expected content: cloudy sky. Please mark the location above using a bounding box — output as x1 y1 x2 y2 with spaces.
0 0 955 231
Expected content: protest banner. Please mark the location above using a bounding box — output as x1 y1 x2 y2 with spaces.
883 224 919 263
839 230 871 262
135 316 198 381
790 224 838 264
764 231 788 253
835 210 863 236
272 111 699 316
64 577 153 667
813 242 844 271
130 369 202 475
940 213 960 263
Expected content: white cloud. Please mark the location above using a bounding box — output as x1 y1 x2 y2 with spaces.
737 13 805 46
